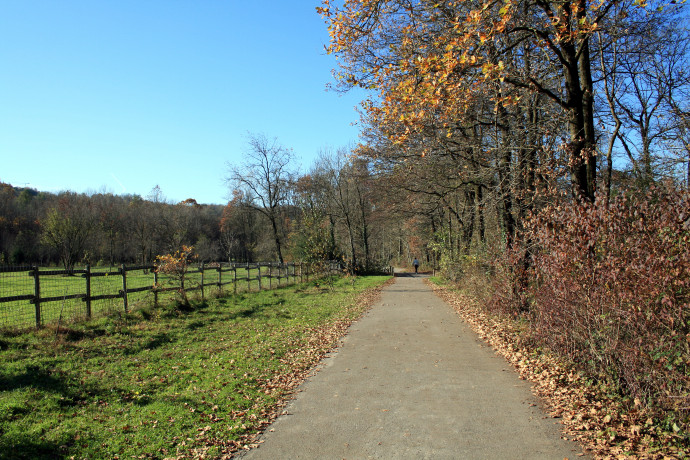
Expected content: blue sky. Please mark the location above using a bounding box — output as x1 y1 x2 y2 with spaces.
0 1 365 205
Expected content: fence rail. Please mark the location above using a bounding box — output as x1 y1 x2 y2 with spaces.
0 261 343 329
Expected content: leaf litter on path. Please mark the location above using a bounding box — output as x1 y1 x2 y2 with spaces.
427 280 684 460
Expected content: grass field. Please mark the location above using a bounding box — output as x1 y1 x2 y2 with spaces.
0 265 303 329
0 274 390 459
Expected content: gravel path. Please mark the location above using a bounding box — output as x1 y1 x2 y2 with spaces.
240 274 586 459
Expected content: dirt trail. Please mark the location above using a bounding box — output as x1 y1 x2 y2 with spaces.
240 274 586 459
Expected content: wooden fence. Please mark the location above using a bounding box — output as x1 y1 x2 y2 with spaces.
0 261 343 329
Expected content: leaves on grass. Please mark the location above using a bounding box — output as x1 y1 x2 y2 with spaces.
174 278 393 459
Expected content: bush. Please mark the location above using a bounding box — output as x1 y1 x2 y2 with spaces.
155 245 199 307
524 186 690 417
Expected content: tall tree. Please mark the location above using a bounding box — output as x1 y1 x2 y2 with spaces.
41 194 94 272
227 133 295 264
612 17 689 185
220 190 258 262
318 0 669 202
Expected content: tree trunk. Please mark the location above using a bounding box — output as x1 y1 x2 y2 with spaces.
475 184 485 245
344 212 358 272
356 185 370 271
462 189 476 254
329 214 337 260
497 121 516 247
270 212 284 264
564 14 597 202
578 34 597 200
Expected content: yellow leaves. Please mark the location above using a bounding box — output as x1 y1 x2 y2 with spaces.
460 53 478 65
499 0 513 16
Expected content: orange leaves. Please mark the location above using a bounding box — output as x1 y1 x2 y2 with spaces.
459 52 478 65
156 245 198 305
428 279 684 459
155 245 197 277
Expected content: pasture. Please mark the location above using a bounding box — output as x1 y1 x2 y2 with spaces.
0 263 309 329
0 275 390 459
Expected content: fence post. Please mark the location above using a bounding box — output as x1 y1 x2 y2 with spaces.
268 263 272 290
199 263 204 301
32 266 41 328
247 262 251 292
153 269 159 308
217 264 222 294
233 265 237 294
85 264 92 319
258 264 262 290
121 264 129 313
300 262 303 283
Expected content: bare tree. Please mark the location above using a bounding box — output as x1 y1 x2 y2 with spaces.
596 9 690 188
41 193 94 272
227 133 296 264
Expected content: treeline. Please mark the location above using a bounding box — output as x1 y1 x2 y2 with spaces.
0 184 224 269
0 141 419 272
319 0 690 445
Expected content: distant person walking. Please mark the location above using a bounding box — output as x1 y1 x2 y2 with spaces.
413 258 419 274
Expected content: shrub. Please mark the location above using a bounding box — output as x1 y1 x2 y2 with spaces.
155 245 199 307
524 186 690 417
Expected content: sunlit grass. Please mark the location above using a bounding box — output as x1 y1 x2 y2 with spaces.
0 275 390 459
0 266 305 328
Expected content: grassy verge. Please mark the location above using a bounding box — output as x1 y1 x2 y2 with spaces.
0 275 391 459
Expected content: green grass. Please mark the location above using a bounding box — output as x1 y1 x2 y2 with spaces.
0 266 303 329
0 275 390 459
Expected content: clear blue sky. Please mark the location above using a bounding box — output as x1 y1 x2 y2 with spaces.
0 1 365 205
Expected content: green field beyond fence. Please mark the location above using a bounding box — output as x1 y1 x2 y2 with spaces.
0 262 339 329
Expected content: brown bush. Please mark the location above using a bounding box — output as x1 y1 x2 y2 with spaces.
522 186 690 418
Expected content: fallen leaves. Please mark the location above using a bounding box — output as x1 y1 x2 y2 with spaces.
176 278 393 459
427 279 686 459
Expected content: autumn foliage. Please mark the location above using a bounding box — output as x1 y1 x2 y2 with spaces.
496 186 690 431
155 245 199 307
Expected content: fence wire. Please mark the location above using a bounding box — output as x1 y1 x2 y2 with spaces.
0 262 337 330
38 268 88 326
0 266 35 328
